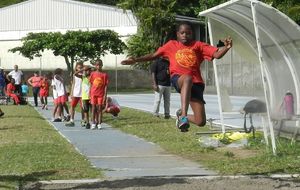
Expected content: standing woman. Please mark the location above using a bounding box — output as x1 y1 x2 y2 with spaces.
27 71 42 107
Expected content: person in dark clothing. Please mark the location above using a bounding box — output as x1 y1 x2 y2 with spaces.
151 58 171 119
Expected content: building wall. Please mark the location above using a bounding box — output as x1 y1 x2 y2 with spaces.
0 35 132 70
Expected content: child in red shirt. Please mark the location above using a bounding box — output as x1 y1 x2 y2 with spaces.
89 59 109 130
121 21 232 132
40 73 50 110
6 78 20 105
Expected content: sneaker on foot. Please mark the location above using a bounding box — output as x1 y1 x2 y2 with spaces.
80 120 86 127
97 124 102 130
85 123 91 129
66 115 71 122
164 115 170 119
0 112 4 117
91 124 97 130
178 116 190 132
65 121 75 127
175 108 182 127
153 113 160 117
53 118 62 122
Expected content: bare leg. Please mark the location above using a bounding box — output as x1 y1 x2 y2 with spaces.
98 105 103 124
188 99 206 126
63 103 70 116
177 75 192 116
92 104 96 124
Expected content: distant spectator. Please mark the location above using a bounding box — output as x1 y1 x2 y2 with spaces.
90 59 109 130
21 81 29 103
103 96 120 118
27 71 42 107
6 78 20 105
40 73 50 110
7 65 23 95
0 67 6 96
150 58 171 119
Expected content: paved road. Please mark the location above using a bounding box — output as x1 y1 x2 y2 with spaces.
110 93 260 129
31 99 216 178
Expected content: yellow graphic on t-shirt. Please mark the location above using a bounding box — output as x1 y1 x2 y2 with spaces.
93 77 103 88
175 48 197 68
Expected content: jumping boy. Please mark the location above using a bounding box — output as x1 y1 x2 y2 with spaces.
90 59 109 130
121 21 232 132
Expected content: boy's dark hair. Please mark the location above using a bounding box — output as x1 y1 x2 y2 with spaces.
54 68 63 75
176 21 194 32
75 61 84 70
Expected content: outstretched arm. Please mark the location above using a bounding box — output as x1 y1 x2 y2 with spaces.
213 37 233 59
121 52 160 65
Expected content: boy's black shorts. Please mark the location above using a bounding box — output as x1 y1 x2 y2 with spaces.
171 74 206 104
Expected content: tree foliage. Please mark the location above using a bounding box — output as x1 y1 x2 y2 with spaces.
262 0 300 23
118 0 178 70
9 30 126 76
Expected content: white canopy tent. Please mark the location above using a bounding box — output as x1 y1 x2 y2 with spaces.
199 0 300 154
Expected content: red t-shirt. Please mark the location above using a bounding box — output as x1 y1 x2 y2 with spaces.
156 40 218 84
28 76 42 87
89 71 109 97
6 83 16 95
40 79 49 93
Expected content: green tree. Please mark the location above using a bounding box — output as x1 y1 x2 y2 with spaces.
118 0 177 70
9 30 126 76
262 0 300 23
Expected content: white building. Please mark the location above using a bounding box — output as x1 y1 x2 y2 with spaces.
0 0 137 70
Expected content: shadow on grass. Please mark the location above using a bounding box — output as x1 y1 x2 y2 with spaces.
26 177 189 190
0 170 57 190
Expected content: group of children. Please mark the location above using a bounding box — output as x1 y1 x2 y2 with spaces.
0 59 121 130
51 59 120 129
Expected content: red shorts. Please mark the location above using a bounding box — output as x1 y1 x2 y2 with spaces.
70 97 82 107
40 90 49 97
107 105 120 113
90 96 104 105
57 95 68 104
53 98 59 105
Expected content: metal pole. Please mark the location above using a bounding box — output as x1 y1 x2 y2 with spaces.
205 0 209 84
39 57 42 76
207 18 226 134
251 2 276 155
115 56 118 94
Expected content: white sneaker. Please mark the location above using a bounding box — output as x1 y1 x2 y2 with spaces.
97 124 102 130
91 124 97 130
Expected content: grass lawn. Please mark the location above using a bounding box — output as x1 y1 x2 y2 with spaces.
103 107 300 176
0 105 103 189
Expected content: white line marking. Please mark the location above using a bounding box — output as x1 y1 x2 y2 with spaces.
88 155 173 158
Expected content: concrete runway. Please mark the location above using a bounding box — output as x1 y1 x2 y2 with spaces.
110 93 261 129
